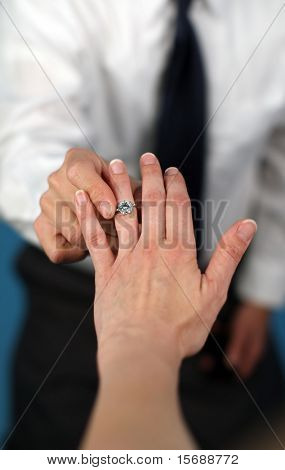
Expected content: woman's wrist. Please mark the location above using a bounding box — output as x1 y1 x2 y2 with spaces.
97 322 182 377
84 329 190 451
97 338 180 421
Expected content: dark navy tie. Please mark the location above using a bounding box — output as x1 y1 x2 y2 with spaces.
155 0 207 249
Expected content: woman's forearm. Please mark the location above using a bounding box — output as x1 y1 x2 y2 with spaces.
81 338 195 450
76 156 255 450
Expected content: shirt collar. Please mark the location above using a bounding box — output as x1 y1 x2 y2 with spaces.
200 0 220 14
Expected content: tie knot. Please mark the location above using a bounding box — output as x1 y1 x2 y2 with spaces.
178 0 192 17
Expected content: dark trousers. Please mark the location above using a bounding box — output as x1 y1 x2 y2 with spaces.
5 245 284 449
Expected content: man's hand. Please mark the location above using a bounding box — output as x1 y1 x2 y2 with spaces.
226 302 270 378
34 148 140 263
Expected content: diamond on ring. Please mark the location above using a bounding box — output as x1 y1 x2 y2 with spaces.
116 200 136 215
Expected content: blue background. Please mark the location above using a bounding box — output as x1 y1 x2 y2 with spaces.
0 220 285 444
0 221 26 444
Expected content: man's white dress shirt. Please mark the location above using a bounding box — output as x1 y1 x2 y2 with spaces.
0 0 285 306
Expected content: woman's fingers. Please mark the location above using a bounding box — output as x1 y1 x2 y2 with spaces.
164 167 196 252
205 219 257 295
140 153 166 247
75 190 114 270
109 159 138 252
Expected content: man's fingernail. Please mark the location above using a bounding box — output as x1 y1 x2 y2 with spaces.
110 159 125 174
237 219 257 242
141 153 156 165
75 190 87 206
99 201 113 218
165 167 178 176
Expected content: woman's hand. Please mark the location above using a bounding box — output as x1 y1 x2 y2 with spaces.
75 153 257 369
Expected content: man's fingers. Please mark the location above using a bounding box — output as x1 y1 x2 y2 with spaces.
75 190 114 270
34 214 87 264
227 334 263 379
205 219 257 294
239 339 264 378
39 190 85 249
227 323 265 378
67 156 117 219
225 327 246 370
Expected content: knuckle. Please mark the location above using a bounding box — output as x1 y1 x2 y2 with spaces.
88 231 105 249
48 249 64 264
66 159 82 182
144 188 165 202
47 171 59 189
88 185 106 204
65 147 96 165
66 224 82 246
39 192 49 212
67 157 95 186
33 216 41 236
65 147 80 161
172 192 189 205
220 240 245 264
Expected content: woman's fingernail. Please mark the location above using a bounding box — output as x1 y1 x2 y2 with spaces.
99 201 113 218
110 159 125 175
141 153 156 165
237 219 257 242
75 190 87 206
165 167 178 176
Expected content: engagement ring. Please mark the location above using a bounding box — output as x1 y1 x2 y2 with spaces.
116 200 136 215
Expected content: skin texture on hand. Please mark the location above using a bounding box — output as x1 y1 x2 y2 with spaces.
34 148 140 263
75 153 257 450
75 153 257 366
226 302 270 379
